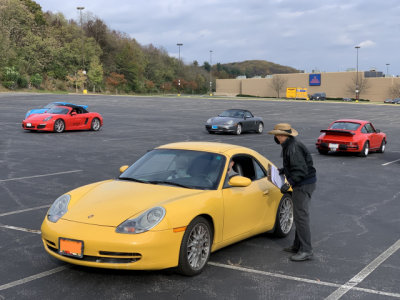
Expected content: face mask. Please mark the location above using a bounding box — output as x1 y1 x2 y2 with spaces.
274 136 280 144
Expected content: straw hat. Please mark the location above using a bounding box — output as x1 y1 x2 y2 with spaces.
268 123 298 136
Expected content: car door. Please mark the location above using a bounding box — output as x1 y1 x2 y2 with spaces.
69 108 88 129
365 123 381 149
221 155 272 241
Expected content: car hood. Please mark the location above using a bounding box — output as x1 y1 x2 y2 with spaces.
26 108 47 118
209 116 239 125
62 180 207 226
25 112 59 121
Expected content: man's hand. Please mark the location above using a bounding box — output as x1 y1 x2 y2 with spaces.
280 182 290 194
278 168 284 175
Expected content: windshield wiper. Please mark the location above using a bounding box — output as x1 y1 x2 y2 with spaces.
118 177 148 184
147 180 192 189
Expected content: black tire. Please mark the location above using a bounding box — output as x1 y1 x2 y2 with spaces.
274 194 294 237
207 131 215 134
318 149 328 155
359 141 369 157
377 139 386 153
235 124 242 135
54 119 65 133
177 216 213 276
91 118 101 131
256 122 264 134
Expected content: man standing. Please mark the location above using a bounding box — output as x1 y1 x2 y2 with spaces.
268 123 316 261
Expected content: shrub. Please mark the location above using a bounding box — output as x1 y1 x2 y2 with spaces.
30 73 43 88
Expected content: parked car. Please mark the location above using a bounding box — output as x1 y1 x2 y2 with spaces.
384 98 394 104
205 109 263 135
309 92 326 100
316 119 386 157
342 98 353 102
41 142 294 276
25 102 88 119
393 98 400 104
22 104 103 133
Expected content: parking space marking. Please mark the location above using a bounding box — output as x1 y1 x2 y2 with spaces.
209 261 400 298
0 266 67 291
0 205 50 217
326 239 400 299
0 225 41 234
382 158 400 166
0 170 83 182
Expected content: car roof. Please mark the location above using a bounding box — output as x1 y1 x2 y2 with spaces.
157 141 253 155
223 109 250 113
333 119 370 125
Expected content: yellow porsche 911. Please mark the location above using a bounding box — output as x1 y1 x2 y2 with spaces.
41 142 293 276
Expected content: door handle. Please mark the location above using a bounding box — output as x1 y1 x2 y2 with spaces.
263 189 269 195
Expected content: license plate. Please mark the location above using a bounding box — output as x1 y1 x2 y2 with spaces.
59 238 84 258
212 125 218 129
329 143 339 151
27 123 32 127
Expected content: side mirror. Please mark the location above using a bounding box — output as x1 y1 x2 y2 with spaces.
119 165 129 174
229 176 251 187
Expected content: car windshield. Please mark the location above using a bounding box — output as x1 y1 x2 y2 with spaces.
330 122 360 131
46 107 69 115
219 110 244 118
119 149 226 190
44 103 58 109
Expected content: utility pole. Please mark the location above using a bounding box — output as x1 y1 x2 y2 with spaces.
355 46 360 102
209 50 213 96
177 43 183 96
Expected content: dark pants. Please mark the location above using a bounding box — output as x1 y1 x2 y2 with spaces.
292 183 316 253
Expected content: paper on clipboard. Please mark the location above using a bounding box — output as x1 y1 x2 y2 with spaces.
270 165 285 188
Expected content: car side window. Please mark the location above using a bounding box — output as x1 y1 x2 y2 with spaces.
244 112 252 118
365 123 375 133
361 126 368 133
253 160 267 180
224 155 266 188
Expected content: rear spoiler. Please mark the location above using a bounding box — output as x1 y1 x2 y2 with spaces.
320 129 355 136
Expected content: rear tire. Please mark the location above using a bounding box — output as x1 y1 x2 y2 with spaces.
177 216 212 276
274 194 294 237
54 119 65 133
377 139 386 153
257 122 263 134
359 141 369 157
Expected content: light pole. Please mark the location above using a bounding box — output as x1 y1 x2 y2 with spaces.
209 50 213 96
386 63 390 77
77 7 85 69
355 46 360 101
177 43 183 96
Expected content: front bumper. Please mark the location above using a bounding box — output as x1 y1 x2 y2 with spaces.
205 124 236 133
316 142 359 152
41 218 184 270
22 120 54 131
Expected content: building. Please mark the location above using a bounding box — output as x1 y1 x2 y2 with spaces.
216 71 400 102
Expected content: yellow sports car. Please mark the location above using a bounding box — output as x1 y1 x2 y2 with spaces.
41 142 293 276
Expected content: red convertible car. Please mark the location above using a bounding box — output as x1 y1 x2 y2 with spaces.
22 104 103 133
316 119 386 157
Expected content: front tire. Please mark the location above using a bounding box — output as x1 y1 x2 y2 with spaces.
257 122 264 134
54 119 65 133
274 194 293 237
91 118 101 131
359 141 369 157
377 139 386 153
177 216 212 276
235 124 242 135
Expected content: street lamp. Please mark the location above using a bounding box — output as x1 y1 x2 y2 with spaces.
355 46 360 101
177 43 183 96
77 7 85 69
209 50 213 96
386 63 390 77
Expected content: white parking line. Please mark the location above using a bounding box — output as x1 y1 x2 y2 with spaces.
382 158 400 166
209 261 400 298
325 239 400 299
0 205 50 217
0 266 68 291
0 225 41 234
0 170 83 182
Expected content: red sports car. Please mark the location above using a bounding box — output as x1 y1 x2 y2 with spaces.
22 104 103 133
316 119 386 157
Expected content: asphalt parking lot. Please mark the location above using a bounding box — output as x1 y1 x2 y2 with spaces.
0 93 399 300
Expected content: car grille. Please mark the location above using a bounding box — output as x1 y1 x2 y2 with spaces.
45 240 142 264
37 124 46 129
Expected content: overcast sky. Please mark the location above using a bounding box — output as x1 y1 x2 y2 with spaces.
35 0 400 75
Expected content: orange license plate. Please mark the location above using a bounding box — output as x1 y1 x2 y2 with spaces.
59 238 84 258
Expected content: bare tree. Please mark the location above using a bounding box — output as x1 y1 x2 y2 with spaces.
269 75 288 98
388 81 400 99
346 74 370 99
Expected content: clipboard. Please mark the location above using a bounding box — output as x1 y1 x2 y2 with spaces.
268 164 286 188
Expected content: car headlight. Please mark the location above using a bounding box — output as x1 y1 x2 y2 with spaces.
43 116 52 121
116 207 166 234
224 120 234 125
47 194 70 223
206 118 212 124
